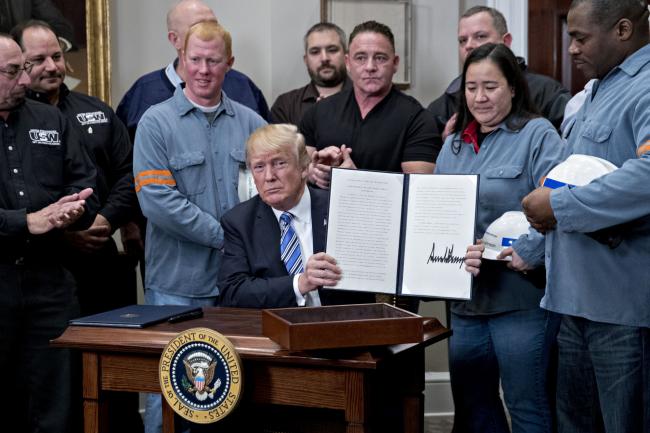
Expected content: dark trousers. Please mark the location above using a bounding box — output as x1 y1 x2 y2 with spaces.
0 262 79 433
449 308 561 433
65 240 143 433
556 315 650 433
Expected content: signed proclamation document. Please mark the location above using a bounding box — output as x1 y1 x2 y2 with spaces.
326 168 478 300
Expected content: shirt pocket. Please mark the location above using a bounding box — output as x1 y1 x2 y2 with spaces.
169 151 207 195
480 165 525 210
229 148 247 190
31 143 63 189
579 122 613 159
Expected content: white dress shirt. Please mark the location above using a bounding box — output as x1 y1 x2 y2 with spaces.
271 187 321 306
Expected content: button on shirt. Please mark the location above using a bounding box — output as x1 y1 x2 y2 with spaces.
27 85 135 229
435 117 566 315
0 100 97 261
543 43 650 327
271 188 321 306
134 86 266 297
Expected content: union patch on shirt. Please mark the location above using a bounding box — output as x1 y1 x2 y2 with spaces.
29 129 60 146
76 111 108 125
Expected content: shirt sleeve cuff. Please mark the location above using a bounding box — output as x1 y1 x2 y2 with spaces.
5 209 28 235
292 273 306 306
512 230 545 268
550 187 575 231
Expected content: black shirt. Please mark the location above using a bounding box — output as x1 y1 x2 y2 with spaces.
270 82 319 125
300 86 441 172
28 85 135 229
270 79 352 125
0 99 97 261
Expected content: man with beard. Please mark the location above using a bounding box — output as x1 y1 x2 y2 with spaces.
270 22 349 125
0 34 96 433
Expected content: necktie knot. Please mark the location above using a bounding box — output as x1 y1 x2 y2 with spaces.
280 212 293 228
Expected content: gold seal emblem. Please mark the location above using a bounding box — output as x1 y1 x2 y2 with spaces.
159 327 242 424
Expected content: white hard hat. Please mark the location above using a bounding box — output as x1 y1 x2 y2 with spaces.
542 154 618 189
482 211 531 261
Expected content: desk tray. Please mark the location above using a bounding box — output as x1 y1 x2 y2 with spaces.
262 303 423 351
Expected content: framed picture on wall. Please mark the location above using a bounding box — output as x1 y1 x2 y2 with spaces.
321 0 412 86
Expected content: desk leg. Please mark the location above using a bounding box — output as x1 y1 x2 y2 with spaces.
345 370 367 433
82 353 108 433
162 399 176 433
403 394 424 433
401 348 425 433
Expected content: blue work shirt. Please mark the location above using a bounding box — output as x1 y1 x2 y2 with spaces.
543 44 650 327
134 87 266 297
436 117 566 315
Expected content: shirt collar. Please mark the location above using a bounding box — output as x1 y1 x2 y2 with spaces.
461 120 481 153
303 82 320 102
271 186 311 225
305 77 353 102
461 119 518 153
614 43 650 78
165 59 183 88
25 83 70 106
173 84 235 118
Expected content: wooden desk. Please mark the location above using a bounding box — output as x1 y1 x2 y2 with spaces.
53 307 450 433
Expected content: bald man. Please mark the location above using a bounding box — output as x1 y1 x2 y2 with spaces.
116 0 268 143
115 0 269 286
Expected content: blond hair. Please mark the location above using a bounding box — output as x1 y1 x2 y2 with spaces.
246 124 310 170
183 20 232 58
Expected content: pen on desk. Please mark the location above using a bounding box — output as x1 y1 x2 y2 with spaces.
168 309 203 323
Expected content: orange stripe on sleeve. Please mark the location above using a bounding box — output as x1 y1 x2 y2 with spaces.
637 140 650 157
135 178 177 193
135 170 173 182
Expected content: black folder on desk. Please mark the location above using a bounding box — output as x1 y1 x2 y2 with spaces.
69 305 202 328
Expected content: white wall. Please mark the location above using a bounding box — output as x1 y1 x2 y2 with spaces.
110 0 461 108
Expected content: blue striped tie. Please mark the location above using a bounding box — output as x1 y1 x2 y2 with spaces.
279 212 303 275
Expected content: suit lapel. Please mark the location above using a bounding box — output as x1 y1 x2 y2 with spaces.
255 198 287 275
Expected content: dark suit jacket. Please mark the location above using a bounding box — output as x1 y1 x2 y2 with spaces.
218 186 372 308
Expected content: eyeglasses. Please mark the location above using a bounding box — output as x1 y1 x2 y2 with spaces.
0 62 34 80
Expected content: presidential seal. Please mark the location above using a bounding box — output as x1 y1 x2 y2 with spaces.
159 327 242 424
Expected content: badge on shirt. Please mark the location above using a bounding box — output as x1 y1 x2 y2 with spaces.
76 111 108 126
28 129 60 146
159 327 243 424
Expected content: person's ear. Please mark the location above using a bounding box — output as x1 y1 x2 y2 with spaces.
614 18 633 41
502 32 513 47
168 31 180 49
392 54 400 74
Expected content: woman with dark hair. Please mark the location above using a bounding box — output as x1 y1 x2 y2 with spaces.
434 43 565 433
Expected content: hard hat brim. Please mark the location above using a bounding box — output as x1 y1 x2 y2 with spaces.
482 248 513 261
